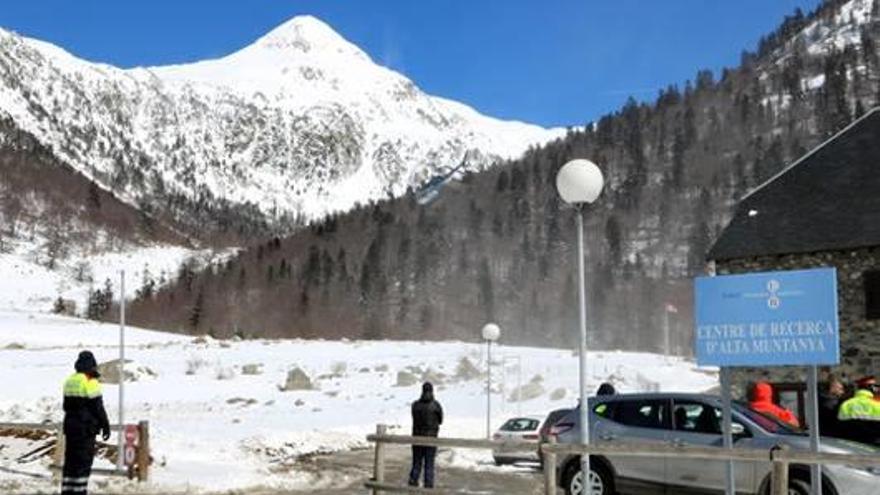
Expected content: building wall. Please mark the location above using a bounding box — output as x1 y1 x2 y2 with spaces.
716 246 880 394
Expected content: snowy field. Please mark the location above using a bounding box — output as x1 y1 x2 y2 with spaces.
0 311 718 494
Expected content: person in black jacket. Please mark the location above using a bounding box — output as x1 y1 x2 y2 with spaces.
61 351 111 495
409 382 443 488
818 375 846 438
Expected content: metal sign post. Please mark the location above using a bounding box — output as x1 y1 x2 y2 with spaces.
706 262 735 495
720 367 736 495
807 365 822 495
117 270 125 471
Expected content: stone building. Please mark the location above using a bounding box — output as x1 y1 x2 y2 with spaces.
708 108 880 393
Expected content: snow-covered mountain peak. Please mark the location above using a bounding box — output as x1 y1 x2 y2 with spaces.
251 15 367 60
151 15 376 93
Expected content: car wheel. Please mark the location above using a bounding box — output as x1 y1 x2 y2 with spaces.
563 460 612 495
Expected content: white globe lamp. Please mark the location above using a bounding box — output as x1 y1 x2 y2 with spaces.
481 323 501 342
556 159 604 205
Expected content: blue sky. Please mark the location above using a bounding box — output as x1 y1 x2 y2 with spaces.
0 0 822 128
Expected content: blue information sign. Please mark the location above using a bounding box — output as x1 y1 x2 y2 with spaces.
694 268 839 367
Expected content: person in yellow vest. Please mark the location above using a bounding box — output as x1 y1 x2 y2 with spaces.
61 351 110 495
838 376 880 421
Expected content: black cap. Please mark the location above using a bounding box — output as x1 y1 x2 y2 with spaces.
74 350 99 377
596 382 616 396
422 382 433 393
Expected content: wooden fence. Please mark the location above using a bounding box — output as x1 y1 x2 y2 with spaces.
0 420 151 481
365 424 880 495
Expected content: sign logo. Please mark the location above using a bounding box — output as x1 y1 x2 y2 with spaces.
767 279 781 309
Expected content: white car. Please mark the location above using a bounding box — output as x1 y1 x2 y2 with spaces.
492 415 544 465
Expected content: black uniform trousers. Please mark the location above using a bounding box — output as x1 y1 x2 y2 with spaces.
61 429 95 495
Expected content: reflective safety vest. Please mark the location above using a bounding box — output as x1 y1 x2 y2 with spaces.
838 390 880 421
63 372 103 399
62 372 109 436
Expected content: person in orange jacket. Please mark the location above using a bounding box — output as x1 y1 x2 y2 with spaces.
747 381 800 428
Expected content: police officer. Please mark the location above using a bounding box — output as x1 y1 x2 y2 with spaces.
61 351 110 495
838 376 880 421
837 376 880 445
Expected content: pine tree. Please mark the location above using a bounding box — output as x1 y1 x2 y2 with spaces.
605 216 623 266
87 183 102 210
101 279 114 316
477 258 495 320
189 291 204 330
137 267 156 299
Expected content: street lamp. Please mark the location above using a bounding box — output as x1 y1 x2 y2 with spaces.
481 322 501 439
556 159 604 494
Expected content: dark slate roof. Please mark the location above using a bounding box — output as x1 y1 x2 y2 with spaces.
709 108 880 261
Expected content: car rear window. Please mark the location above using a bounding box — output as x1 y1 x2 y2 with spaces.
501 418 540 432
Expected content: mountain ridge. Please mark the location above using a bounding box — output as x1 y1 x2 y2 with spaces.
0 15 563 243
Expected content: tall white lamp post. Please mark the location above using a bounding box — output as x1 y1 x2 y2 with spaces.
556 159 604 493
481 322 501 439
117 270 126 471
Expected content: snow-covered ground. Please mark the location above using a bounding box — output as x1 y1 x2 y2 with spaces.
0 311 717 493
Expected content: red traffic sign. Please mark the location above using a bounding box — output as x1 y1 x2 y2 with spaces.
124 425 138 445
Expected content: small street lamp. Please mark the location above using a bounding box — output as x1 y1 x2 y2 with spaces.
556 159 604 493
481 322 501 439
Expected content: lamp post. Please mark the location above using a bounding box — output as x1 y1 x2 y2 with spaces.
556 159 604 494
117 270 126 471
481 323 501 439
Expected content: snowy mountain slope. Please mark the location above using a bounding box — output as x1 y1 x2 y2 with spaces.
0 311 717 493
0 15 563 228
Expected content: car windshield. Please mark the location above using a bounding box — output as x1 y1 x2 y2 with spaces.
501 418 540 432
733 401 805 436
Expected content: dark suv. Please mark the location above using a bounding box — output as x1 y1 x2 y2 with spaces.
538 408 572 466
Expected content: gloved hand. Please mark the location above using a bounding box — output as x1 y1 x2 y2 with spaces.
101 427 111 441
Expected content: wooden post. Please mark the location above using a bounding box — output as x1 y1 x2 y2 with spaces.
372 424 387 495
771 445 789 495
543 436 557 495
53 426 65 480
136 421 150 482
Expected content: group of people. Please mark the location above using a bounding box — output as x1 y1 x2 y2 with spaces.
820 375 880 443
747 376 880 445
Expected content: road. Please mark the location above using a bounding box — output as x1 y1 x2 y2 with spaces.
267 444 552 494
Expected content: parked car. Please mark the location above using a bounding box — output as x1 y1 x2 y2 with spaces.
492 415 544 465
551 392 880 495
538 408 573 465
